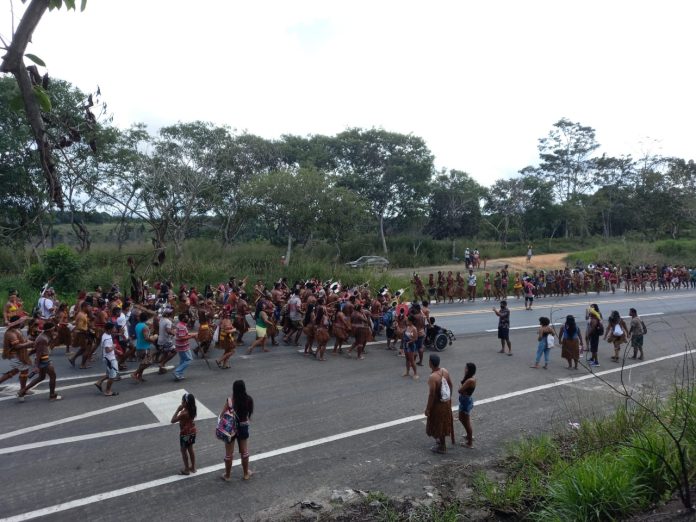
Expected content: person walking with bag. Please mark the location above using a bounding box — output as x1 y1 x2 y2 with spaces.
171 393 197 475
605 310 628 362
530 316 555 369
627 308 647 360
218 380 254 482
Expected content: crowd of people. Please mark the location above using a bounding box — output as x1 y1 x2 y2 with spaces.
0 260 678 458
411 263 696 305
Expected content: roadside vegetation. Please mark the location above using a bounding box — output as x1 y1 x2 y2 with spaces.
2 235 695 304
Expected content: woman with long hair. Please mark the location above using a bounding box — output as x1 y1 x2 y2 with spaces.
605 310 628 362
586 304 603 366
220 380 254 482
560 315 584 370
171 392 197 475
458 362 477 448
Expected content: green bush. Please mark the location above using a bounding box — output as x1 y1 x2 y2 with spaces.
25 244 83 294
536 454 647 521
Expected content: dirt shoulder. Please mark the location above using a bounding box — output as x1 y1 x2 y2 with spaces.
389 253 570 277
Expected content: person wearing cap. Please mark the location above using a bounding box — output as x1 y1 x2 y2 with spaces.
17 321 62 401
424 354 454 454
0 316 34 391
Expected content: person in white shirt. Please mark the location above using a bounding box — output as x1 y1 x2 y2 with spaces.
467 270 477 302
157 309 177 374
94 322 119 396
38 289 56 320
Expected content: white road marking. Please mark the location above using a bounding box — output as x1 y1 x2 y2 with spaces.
0 366 175 401
484 312 664 332
0 389 215 445
4 347 693 522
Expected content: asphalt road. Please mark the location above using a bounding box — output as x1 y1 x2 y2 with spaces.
1 289 695 521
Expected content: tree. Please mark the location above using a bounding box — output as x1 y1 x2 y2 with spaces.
334 128 434 254
0 0 89 208
425 169 485 258
536 118 600 237
245 168 328 266
212 133 281 244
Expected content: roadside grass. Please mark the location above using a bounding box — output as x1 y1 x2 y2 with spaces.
468 385 696 521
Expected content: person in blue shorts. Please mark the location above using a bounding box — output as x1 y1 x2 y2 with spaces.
458 362 477 448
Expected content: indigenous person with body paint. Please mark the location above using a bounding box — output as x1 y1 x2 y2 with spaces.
17 322 62 401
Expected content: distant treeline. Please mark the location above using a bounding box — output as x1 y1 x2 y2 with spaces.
2 76 695 263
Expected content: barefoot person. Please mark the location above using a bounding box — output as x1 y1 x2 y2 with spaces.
131 312 153 383
246 302 271 355
402 317 418 379
17 322 62 401
171 393 197 475
605 310 628 362
530 316 554 369
493 301 512 355
425 354 454 454
94 321 119 396
458 362 477 448
220 380 254 482
560 315 583 370
627 308 646 360
0 316 33 392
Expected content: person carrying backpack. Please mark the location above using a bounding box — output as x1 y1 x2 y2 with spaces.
628 308 646 360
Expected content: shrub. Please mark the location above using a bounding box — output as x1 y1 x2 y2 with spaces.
25 245 82 294
536 453 647 521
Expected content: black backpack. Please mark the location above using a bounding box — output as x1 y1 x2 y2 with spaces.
595 321 605 336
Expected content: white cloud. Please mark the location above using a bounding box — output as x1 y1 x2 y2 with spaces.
6 0 696 185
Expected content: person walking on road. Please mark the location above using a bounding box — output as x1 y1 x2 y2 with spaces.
0 316 33 392
131 312 153 383
493 301 512 355
605 310 628 362
628 308 647 360
458 362 477 448
220 380 254 482
425 354 454 454
17 322 62 401
402 317 418 380
586 304 603 367
530 316 554 369
560 315 584 370
171 392 197 475
95 321 119 396
174 313 195 381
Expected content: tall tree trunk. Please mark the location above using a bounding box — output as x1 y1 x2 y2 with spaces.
379 214 388 254
285 233 293 266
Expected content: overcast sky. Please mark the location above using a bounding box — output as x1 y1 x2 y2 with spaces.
5 0 695 185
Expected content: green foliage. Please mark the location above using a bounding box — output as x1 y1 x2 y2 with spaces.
26 245 82 293
537 454 647 521
471 471 525 514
